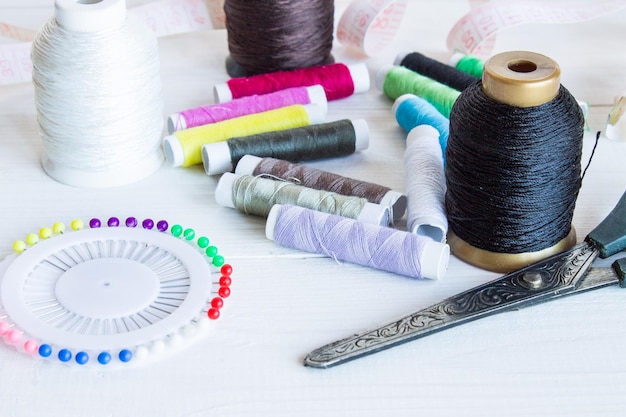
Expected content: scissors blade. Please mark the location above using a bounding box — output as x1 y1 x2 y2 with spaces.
565 265 620 294
304 242 599 369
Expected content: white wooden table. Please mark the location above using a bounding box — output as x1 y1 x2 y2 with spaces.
1 1 626 416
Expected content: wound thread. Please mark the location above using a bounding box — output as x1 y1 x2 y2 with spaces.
247 157 406 220
224 0 334 77
266 204 449 280
403 126 447 243
163 104 320 167
393 94 449 161
378 65 460 118
167 85 326 133
215 62 369 102
202 119 367 175
446 82 584 254
397 51 479 91
226 174 388 225
449 53 484 78
31 0 164 188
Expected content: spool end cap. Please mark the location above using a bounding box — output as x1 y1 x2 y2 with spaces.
351 119 370 151
162 135 185 167
482 51 561 107
214 82 233 103
215 172 238 208
421 240 450 280
55 0 126 32
348 63 371 94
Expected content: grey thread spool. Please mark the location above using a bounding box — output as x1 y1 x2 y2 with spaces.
235 155 407 221
201 119 369 175
215 173 390 226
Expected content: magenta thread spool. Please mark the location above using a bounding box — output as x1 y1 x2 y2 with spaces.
213 62 370 103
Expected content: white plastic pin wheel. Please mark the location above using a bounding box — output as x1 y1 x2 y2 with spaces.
0 216 233 368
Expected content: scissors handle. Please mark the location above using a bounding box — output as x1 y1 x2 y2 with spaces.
586 191 626 258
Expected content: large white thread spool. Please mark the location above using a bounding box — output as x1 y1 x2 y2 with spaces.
31 0 164 188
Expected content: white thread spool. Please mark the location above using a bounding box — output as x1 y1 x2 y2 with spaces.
31 0 164 188
403 125 448 243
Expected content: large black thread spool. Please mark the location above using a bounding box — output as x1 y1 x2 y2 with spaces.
445 51 585 273
224 0 335 77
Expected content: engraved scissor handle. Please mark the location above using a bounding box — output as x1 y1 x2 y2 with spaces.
304 192 626 369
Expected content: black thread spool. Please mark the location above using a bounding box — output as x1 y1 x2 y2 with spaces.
395 51 479 91
445 51 585 273
224 0 335 77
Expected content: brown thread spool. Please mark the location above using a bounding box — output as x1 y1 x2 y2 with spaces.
224 0 335 77
446 51 580 273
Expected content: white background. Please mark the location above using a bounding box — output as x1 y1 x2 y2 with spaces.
1 1 626 416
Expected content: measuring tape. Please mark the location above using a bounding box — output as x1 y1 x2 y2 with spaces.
336 0 408 57
0 0 225 86
130 0 224 36
3 0 626 84
447 0 626 58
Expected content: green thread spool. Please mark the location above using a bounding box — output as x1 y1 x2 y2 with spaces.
376 65 460 118
449 52 484 78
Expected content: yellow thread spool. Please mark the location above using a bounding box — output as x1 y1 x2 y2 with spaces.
163 104 325 167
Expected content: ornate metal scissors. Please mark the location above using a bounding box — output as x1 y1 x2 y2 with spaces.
304 191 626 369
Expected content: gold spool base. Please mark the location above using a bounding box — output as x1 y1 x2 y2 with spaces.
448 227 577 273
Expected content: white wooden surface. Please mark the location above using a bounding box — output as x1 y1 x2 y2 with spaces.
1 1 626 416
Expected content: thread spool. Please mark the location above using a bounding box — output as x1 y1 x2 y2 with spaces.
266 204 450 280
167 85 328 133
391 61 589 137
445 51 584 272
393 94 449 160
31 0 164 188
163 104 325 167
224 0 334 77
376 65 460 118
214 62 370 103
236 155 407 221
201 119 369 175
395 51 479 91
215 173 390 226
403 125 447 243
448 52 485 78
